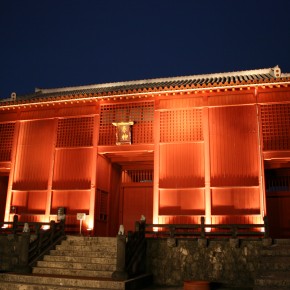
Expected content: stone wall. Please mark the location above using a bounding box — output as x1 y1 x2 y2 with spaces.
146 238 270 288
0 234 31 272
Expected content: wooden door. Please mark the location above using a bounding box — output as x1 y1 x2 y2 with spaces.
0 175 9 221
265 168 290 238
121 185 153 233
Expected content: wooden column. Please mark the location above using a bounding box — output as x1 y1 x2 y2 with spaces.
45 118 58 220
153 102 160 224
4 121 20 222
203 106 211 224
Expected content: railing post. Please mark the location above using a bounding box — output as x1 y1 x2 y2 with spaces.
263 216 269 238
200 216 205 238
232 225 238 238
50 220 56 244
262 215 272 246
112 233 128 280
198 216 208 248
13 214 18 235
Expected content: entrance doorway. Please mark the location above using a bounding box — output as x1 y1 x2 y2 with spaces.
0 174 9 222
99 149 154 236
265 161 290 238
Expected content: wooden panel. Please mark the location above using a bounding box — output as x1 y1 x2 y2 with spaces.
211 187 260 215
159 189 205 215
0 111 18 122
11 191 47 214
258 89 290 103
19 104 97 120
53 148 93 190
158 215 201 224
211 215 263 225
13 119 55 190
209 106 259 186
158 94 204 109
159 143 204 188
208 92 255 106
17 214 43 223
51 190 90 214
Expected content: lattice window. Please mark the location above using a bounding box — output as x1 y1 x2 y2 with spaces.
96 189 108 221
0 122 15 161
261 104 290 150
122 169 153 183
56 117 94 147
160 109 203 143
99 101 154 145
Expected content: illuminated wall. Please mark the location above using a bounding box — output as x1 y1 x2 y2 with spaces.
0 83 289 236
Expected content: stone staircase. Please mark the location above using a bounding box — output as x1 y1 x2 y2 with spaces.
254 239 290 290
0 235 152 290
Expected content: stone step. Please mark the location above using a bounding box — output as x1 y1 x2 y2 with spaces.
0 281 113 290
273 239 290 245
32 266 113 278
36 260 116 271
254 287 290 290
0 273 124 289
50 249 117 258
259 256 290 271
65 236 117 245
55 244 117 253
261 245 290 256
254 271 290 288
43 255 116 265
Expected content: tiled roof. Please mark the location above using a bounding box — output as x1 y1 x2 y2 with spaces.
1 66 290 104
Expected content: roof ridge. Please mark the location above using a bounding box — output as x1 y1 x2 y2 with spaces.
36 66 279 94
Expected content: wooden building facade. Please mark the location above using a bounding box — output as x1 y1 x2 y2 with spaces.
0 66 290 237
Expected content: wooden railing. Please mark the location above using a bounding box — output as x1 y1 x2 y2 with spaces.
144 216 270 239
112 220 147 280
0 215 66 272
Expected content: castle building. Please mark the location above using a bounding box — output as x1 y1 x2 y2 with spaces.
0 66 289 237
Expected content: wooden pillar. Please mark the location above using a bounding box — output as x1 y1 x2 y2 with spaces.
203 107 211 224
153 102 160 224
90 113 100 233
4 121 20 222
45 118 58 221
255 87 267 218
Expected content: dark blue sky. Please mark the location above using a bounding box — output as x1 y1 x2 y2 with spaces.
1 0 290 99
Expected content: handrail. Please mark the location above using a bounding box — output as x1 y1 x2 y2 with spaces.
0 215 66 273
144 216 269 239
125 221 146 277
112 220 147 280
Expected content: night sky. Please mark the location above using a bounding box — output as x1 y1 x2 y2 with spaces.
1 0 290 99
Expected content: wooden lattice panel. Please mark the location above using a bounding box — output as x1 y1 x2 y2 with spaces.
122 169 153 183
0 122 15 161
99 102 154 145
261 104 290 151
160 109 203 143
56 116 94 147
